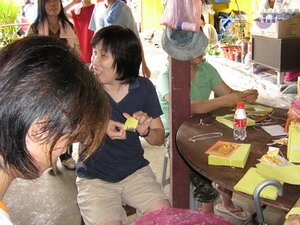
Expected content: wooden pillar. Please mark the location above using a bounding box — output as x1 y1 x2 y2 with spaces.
170 57 190 208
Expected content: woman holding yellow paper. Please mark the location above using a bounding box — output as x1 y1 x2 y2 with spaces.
76 26 170 225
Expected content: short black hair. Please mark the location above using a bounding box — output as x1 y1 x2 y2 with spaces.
91 25 142 84
0 35 110 179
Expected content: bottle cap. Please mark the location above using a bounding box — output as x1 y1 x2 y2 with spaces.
236 101 245 109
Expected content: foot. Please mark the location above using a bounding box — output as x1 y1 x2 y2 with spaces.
213 183 232 199
215 203 251 221
61 157 76 170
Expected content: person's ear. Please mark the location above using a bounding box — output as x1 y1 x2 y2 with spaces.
27 118 48 142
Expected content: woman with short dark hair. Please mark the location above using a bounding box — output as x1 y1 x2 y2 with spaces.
77 25 171 225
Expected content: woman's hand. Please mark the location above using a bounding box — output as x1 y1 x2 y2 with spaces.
123 111 152 136
106 120 126 140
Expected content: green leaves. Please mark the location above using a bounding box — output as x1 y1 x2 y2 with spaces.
0 0 22 47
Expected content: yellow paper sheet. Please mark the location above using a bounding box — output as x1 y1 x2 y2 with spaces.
208 143 251 168
287 123 300 163
256 163 300 185
216 114 255 129
234 167 282 200
244 104 273 115
124 117 138 131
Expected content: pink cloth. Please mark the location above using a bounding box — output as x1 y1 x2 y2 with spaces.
132 208 234 225
284 71 300 82
37 20 79 51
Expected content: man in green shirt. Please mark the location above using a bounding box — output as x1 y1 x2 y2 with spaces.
157 54 258 220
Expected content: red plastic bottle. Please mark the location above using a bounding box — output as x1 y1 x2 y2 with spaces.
233 102 247 141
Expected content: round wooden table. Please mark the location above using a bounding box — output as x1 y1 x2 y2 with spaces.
176 106 299 212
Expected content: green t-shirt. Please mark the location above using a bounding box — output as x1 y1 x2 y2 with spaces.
156 61 222 133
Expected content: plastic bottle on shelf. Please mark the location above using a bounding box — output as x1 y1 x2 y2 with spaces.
265 8 275 23
233 102 247 141
282 7 292 20
275 8 284 21
273 0 283 10
172 22 198 32
259 9 267 22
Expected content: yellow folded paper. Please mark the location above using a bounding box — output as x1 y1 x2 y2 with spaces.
244 104 273 115
234 167 282 200
216 114 255 129
124 117 138 131
287 122 300 163
256 163 300 185
208 143 251 168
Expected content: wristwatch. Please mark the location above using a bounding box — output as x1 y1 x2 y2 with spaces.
138 127 150 137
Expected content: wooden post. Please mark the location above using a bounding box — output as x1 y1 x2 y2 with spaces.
170 57 190 208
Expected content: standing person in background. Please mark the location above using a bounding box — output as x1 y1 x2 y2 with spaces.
259 0 276 11
88 0 151 78
27 0 80 56
64 0 95 64
0 35 109 225
26 0 80 170
200 14 218 46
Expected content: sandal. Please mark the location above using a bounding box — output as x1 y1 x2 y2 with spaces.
215 203 251 221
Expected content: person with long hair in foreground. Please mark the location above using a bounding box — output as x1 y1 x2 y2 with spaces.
0 35 110 225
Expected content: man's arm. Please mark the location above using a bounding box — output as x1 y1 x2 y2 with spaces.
64 0 81 19
190 81 258 114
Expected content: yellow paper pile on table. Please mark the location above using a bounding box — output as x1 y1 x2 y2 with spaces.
208 143 251 168
234 167 283 200
287 122 300 163
256 163 300 185
244 104 273 115
216 114 255 129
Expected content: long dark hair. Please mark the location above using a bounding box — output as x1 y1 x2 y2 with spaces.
0 35 110 179
31 0 73 32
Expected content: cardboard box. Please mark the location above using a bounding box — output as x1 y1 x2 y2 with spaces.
252 15 300 38
208 143 251 168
